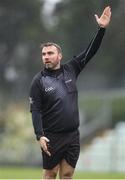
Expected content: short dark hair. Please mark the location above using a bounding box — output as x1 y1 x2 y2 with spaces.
40 42 62 54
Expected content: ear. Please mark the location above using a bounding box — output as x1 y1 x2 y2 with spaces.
59 53 62 61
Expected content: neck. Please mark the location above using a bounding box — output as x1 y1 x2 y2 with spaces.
53 63 61 70
44 65 63 76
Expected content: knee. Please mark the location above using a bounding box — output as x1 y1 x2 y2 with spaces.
60 171 73 179
43 170 57 179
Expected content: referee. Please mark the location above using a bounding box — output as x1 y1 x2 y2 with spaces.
29 6 111 179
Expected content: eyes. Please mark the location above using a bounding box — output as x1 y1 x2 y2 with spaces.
42 51 55 56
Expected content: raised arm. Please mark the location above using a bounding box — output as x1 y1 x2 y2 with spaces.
68 6 111 75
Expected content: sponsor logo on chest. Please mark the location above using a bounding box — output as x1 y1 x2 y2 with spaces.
45 86 55 92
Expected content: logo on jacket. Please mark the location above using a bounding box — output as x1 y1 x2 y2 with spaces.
45 86 55 92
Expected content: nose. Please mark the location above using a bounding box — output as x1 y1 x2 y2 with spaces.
43 54 49 60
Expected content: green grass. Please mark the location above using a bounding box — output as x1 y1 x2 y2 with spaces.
0 166 125 179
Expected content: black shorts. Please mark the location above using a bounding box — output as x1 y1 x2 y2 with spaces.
41 130 80 169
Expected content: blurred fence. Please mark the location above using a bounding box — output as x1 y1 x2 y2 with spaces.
77 122 125 172
77 88 125 172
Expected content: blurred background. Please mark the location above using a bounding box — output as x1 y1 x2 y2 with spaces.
0 0 125 178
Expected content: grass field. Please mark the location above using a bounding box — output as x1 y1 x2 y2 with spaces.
0 167 125 179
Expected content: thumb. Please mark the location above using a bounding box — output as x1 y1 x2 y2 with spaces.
94 14 99 21
41 136 50 142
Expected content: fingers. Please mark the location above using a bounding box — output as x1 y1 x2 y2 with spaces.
98 6 111 19
39 136 51 156
41 136 50 142
103 6 111 18
44 149 51 157
43 141 51 156
94 14 99 21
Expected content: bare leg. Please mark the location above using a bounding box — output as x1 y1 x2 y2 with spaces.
59 159 75 179
42 164 59 179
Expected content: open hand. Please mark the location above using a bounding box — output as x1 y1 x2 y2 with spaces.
95 6 111 28
39 136 51 156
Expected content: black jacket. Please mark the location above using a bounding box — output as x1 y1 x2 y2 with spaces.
29 27 105 140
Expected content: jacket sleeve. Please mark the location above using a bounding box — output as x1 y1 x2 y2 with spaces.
68 27 106 76
29 77 44 140
31 111 44 141
29 77 42 112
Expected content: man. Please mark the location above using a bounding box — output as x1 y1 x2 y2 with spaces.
29 6 111 179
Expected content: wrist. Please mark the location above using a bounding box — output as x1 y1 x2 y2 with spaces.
98 26 106 32
98 25 105 29
36 135 43 141
36 132 44 141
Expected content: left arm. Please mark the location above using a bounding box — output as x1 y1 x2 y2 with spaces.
74 27 106 66
69 6 111 75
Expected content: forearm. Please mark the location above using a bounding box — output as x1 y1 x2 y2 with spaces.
31 111 44 141
83 27 105 64
75 27 105 66
31 111 51 156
